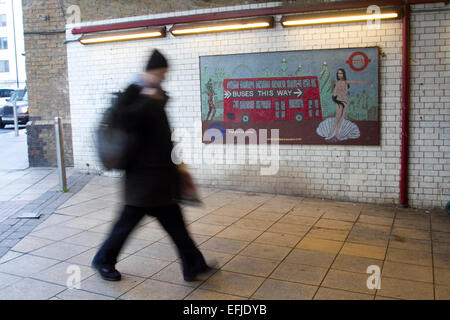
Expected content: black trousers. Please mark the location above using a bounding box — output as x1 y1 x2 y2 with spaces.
93 203 205 274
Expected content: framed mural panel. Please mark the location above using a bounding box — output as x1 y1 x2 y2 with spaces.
200 47 379 145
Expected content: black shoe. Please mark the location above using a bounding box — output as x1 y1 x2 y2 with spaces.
91 260 121 281
183 262 216 282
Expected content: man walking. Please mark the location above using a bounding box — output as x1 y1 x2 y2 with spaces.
92 49 213 282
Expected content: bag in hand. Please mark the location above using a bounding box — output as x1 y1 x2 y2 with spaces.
176 164 202 206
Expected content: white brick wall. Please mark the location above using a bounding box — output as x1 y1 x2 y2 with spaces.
66 3 449 209
409 3 450 209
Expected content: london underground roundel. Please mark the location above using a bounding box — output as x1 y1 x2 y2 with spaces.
346 51 371 72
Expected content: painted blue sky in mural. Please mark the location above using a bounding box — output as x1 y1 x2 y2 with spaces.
200 47 379 97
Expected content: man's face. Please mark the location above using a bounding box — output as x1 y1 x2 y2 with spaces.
145 67 168 85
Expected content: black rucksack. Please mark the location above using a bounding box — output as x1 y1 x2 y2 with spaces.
96 92 131 170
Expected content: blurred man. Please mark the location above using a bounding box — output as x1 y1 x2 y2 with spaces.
92 49 213 282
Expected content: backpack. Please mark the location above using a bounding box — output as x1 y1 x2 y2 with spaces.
96 92 131 170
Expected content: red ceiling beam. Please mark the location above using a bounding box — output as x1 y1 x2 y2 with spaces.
407 0 447 3
72 0 409 35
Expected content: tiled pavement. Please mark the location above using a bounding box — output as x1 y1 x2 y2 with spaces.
0 174 449 300
0 168 93 258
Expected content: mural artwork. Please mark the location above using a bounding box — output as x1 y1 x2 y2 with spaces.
200 47 379 145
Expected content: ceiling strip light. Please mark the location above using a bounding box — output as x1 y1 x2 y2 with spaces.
281 9 400 27
170 17 274 36
79 28 166 44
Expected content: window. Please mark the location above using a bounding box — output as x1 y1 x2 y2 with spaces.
315 99 320 117
311 78 317 88
0 37 7 49
240 101 255 109
233 100 239 109
227 81 239 89
303 79 311 88
256 101 271 109
308 100 314 118
256 80 270 89
271 80 285 88
9 89 26 102
240 80 254 89
289 99 304 108
0 60 9 73
0 89 13 98
287 80 302 88
0 15 6 27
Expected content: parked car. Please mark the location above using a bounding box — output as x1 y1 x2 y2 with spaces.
0 89 14 107
0 88 28 128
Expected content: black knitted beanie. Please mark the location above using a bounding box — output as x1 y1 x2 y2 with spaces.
146 49 168 71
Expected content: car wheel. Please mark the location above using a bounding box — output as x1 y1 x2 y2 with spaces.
241 114 250 123
295 112 304 122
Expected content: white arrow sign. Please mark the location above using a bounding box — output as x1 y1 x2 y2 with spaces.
224 90 231 99
294 89 303 97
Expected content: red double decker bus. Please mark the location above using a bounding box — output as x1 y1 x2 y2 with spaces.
223 76 322 123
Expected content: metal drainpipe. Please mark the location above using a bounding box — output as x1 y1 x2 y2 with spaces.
399 2 410 207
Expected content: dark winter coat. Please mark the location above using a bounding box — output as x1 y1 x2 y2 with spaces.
115 83 180 208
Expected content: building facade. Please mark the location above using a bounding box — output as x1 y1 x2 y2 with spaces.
0 0 26 89
22 0 449 209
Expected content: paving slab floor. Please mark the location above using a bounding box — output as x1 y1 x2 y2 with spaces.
0 175 448 300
